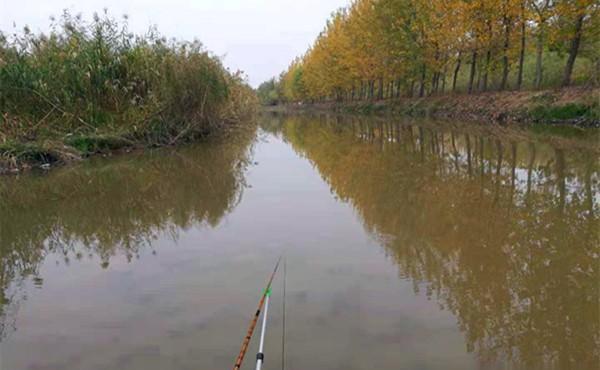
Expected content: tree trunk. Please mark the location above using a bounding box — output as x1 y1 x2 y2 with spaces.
363 80 367 100
378 78 384 99
359 81 363 100
562 14 585 87
431 72 438 95
516 2 526 89
535 29 544 89
419 64 426 97
500 15 511 90
468 51 477 94
453 52 462 92
441 68 447 93
482 50 491 91
386 80 391 99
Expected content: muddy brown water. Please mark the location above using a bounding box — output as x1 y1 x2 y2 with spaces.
0 113 598 370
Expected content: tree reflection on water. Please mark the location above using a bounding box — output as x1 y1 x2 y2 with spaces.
268 113 598 370
0 127 256 340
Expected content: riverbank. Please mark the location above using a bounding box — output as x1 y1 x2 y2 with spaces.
0 121 257 175
0 12 258 174
266 86 599 127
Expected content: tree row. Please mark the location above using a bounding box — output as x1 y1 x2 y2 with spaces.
259 0 598 104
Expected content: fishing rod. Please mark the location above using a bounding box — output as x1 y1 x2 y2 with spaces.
255 285 271 370
232 256 281 370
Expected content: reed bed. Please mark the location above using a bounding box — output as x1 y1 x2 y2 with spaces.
0 11 258 171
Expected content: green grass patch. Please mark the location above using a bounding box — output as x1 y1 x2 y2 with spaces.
65 134 134 155
530 103 595 121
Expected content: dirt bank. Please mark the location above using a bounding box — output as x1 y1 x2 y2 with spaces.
267 86 599 127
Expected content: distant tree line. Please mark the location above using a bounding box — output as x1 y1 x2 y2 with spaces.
258 0 599 104
256 78 282 105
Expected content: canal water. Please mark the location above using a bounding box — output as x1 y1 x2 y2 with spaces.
0 113 598 370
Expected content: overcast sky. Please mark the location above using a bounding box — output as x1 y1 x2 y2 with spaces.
0 0 349 87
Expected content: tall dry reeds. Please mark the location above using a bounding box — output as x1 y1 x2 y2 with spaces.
0 10 257 169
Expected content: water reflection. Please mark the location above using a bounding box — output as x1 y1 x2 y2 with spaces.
265 113 599 370
0 127 256 339
1 114 597 369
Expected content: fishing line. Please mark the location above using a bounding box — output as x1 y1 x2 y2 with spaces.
281 256 287 370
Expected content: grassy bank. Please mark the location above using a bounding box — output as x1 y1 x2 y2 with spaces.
268 86 599 127
0 11 258 173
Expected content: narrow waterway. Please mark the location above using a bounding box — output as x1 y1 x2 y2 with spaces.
0 113 598 370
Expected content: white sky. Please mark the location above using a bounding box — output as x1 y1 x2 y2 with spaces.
0 0 349 87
